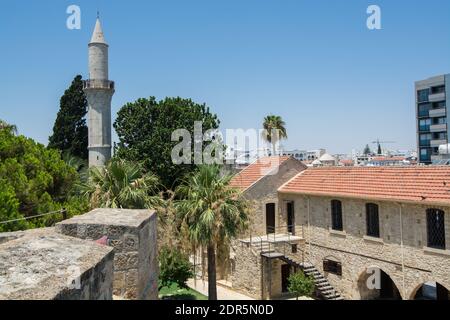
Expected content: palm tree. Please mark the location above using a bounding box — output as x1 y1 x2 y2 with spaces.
0 119 17 135
78 158 161 209
262 115 287 155
176 165 250 300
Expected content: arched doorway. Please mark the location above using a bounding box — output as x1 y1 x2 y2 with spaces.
357 267 402 300
412 282 450 300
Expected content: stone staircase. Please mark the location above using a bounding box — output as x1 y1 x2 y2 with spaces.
246 237 344 300
280 256 344 300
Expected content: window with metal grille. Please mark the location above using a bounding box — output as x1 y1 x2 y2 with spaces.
323 259 342 276
366 203 380 238
427 209 446 250
331 200 343 231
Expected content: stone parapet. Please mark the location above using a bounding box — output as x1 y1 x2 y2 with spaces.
56 208 158 300
0 228 114 300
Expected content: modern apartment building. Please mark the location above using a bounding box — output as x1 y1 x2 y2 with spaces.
416 74 449 164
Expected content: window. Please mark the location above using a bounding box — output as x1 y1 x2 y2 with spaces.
434 101 446 109
291 244 298 254
419 118 431 131
366 203 380 238
427 209 446 250
431 85 445 94
433 132 447 140
420 134 431 146
418 89 430 102
323 260 342 276
433 117 446 125
331 200 343 231
418 103 431 117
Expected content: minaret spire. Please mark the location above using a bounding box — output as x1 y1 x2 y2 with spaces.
90 17 107 45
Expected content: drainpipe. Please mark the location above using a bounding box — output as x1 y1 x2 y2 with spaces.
307 197 311 261
399 203 406 299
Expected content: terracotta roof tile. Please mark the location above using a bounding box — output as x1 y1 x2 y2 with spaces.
229 156 291 191
279 166 450 205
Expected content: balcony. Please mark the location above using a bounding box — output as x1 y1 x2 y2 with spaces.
431 155 442 162
429 108 446 117
83 79 115 90
430 124 447 132
430 139 448 147
429 92 446 102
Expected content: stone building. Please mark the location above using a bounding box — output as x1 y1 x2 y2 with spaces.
229 156 307 236
227 156 307 296
276 166 450 300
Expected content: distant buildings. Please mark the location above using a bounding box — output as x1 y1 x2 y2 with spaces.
415 75 449 164
281 149 326 162
366 156 410 167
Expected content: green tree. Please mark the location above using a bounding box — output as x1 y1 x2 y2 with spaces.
363 144 372 155
78 158 161 209
0 126 79 230
262 115 287 155
0 119 17 135
377 143 382 155
288 271 315 300
114 97 220 189
48 75 88 160
0 181 28 232
159 246 194 291
176 165 249 300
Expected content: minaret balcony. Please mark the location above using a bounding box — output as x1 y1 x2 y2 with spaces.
83 79 115 90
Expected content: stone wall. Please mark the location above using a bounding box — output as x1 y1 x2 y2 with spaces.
243 158 307 237
0 228 114 300
229 159 306 295
56 208 158 300
230 241 291 300
231 242 262 299
278 194 450 299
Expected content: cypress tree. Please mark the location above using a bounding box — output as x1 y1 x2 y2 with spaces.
48 75 88 160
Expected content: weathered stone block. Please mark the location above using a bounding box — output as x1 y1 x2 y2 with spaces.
0 228 114 300
56 208 158 300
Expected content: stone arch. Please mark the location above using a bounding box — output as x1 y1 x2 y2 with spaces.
356 265 403 300
409 280 450 300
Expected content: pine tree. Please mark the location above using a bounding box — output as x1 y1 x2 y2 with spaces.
377 143 382 155
48 75 88 160
363 144 372 155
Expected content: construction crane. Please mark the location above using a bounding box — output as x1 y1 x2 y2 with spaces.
371 139 396 155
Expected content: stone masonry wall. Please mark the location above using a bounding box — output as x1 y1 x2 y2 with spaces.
0 228 114 300
278 194 450 299
231 242 262 299
244 158 307 237
56 208 158 300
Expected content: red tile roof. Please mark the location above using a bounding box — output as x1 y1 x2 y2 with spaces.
370 156 405 162
279 166 450 205
230 156 291 191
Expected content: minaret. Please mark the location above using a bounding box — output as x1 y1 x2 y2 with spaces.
83 17 114 167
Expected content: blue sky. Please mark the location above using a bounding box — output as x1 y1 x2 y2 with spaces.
1 0 449 154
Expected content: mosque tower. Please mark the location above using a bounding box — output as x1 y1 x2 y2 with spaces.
83 17 114 167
